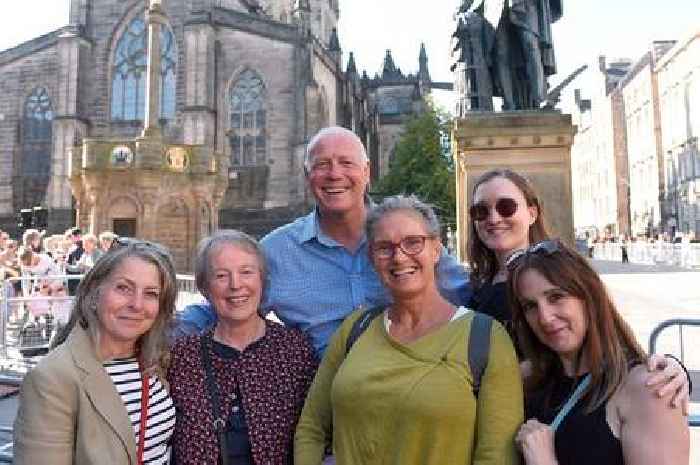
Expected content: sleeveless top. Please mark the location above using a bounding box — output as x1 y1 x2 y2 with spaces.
103 358 176 465
526 373 623 465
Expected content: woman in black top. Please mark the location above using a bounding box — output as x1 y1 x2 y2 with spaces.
464 169 692 404
466 169 549 330
506 240 689 465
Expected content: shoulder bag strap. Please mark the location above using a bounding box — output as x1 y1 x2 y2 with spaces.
550 374 592 432
467 311 492 398
345 305 385 355
136 361 150 465
200 336 231 465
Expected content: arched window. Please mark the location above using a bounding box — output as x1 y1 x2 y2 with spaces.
229 70 266 166
111 15 177 121
22 88 53 176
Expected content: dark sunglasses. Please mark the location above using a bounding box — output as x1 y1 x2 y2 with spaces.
505 239 561 271
370 235 434 260
469 198 519 222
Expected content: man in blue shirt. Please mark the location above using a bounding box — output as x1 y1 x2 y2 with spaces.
177 127 468 356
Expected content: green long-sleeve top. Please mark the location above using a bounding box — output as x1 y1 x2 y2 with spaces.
295 309 524 465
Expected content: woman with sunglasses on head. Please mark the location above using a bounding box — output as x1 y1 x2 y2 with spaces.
296 195 523 465
506 240 689 465
466 169 692 407
14 240 177 465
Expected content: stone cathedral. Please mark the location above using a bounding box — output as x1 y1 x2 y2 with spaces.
0 0 440 267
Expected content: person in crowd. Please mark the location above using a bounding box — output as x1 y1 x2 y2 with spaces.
0 239 20 281
177 126 467 357
65 227 85 295
18 246 59 281
26 280 52 320
507 240 689 465
76 233 104 272
22 228 44 253
464 169 692 408
295 195 523 465
99 231 118 252
49 281 72 327
168 230 316 464
13 239 178 465
0 230 9 250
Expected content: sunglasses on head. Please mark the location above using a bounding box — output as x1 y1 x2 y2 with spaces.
505 239 561 271
469 198 519 222
110 237 171 259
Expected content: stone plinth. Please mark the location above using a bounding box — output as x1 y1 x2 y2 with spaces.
452 111 576 262
68 136 228 272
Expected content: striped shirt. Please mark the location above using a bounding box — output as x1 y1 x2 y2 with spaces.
103 358 175 465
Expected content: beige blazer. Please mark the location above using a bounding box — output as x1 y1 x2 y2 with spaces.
13 326 138 465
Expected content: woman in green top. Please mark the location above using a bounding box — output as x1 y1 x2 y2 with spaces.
295 195 523 465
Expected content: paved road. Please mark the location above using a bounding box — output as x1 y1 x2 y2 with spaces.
0 259 697 462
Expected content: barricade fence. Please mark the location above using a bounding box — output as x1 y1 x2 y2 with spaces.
592 242 700 269
0 274 202 366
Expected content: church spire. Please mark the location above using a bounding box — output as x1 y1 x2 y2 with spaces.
418 43 431 82
346 51 357 75
382 49 402 80
329 27 341 52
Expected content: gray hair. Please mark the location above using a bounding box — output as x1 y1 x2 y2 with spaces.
366 194 442 243
304 126 369 173
52 240 178 379
194 230 267 300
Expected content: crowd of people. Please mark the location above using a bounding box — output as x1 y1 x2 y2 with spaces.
0 227 118 326
7 126 693 465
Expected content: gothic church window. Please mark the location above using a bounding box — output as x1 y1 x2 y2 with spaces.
229 70 266 166
22 87 53 176
111 15 177 121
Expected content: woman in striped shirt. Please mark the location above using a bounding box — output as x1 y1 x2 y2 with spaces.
14 239 178 465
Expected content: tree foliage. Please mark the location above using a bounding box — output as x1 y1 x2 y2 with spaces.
373 100 456 225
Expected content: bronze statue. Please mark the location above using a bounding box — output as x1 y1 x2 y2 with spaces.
452 0 563 113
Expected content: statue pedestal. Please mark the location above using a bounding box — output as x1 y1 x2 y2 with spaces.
452 111 576 262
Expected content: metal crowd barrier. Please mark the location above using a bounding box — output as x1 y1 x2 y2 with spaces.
648 318 700 427
0 274 202 365
592 242 700 269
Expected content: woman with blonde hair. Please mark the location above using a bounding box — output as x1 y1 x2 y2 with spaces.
14 239 178 465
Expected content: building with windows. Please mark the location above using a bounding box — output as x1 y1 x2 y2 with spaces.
570 56 631 238
0 0 437 237
656 29 700 237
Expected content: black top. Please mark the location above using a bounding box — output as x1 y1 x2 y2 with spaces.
211 339 254 465
526 373 623 465
468 281 510 325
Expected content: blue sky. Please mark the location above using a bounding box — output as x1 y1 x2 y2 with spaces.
1 1 698 112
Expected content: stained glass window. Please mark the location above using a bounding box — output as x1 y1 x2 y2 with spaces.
22 88 53 176
229 70 266 166
111 15 177 121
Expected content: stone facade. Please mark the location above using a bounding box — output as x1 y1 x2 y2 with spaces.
656 30 700 237
452 112 576 262
619 42 675 237
0 0 436 239
569 56 632 238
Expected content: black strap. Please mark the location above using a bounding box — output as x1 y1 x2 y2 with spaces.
200 336 231 465
345 306 386 354
468 312 492 397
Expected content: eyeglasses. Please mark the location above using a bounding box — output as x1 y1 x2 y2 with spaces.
505 240 561 271
469 198 519 222
370 235 434 260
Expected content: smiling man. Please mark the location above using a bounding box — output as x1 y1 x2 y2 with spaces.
177 127 468 356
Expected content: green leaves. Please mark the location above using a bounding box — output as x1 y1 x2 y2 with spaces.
373 99 456 227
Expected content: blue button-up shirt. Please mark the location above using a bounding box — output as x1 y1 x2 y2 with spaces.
176 210 470 356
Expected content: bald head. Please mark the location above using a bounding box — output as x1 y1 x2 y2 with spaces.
305 126 368 173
